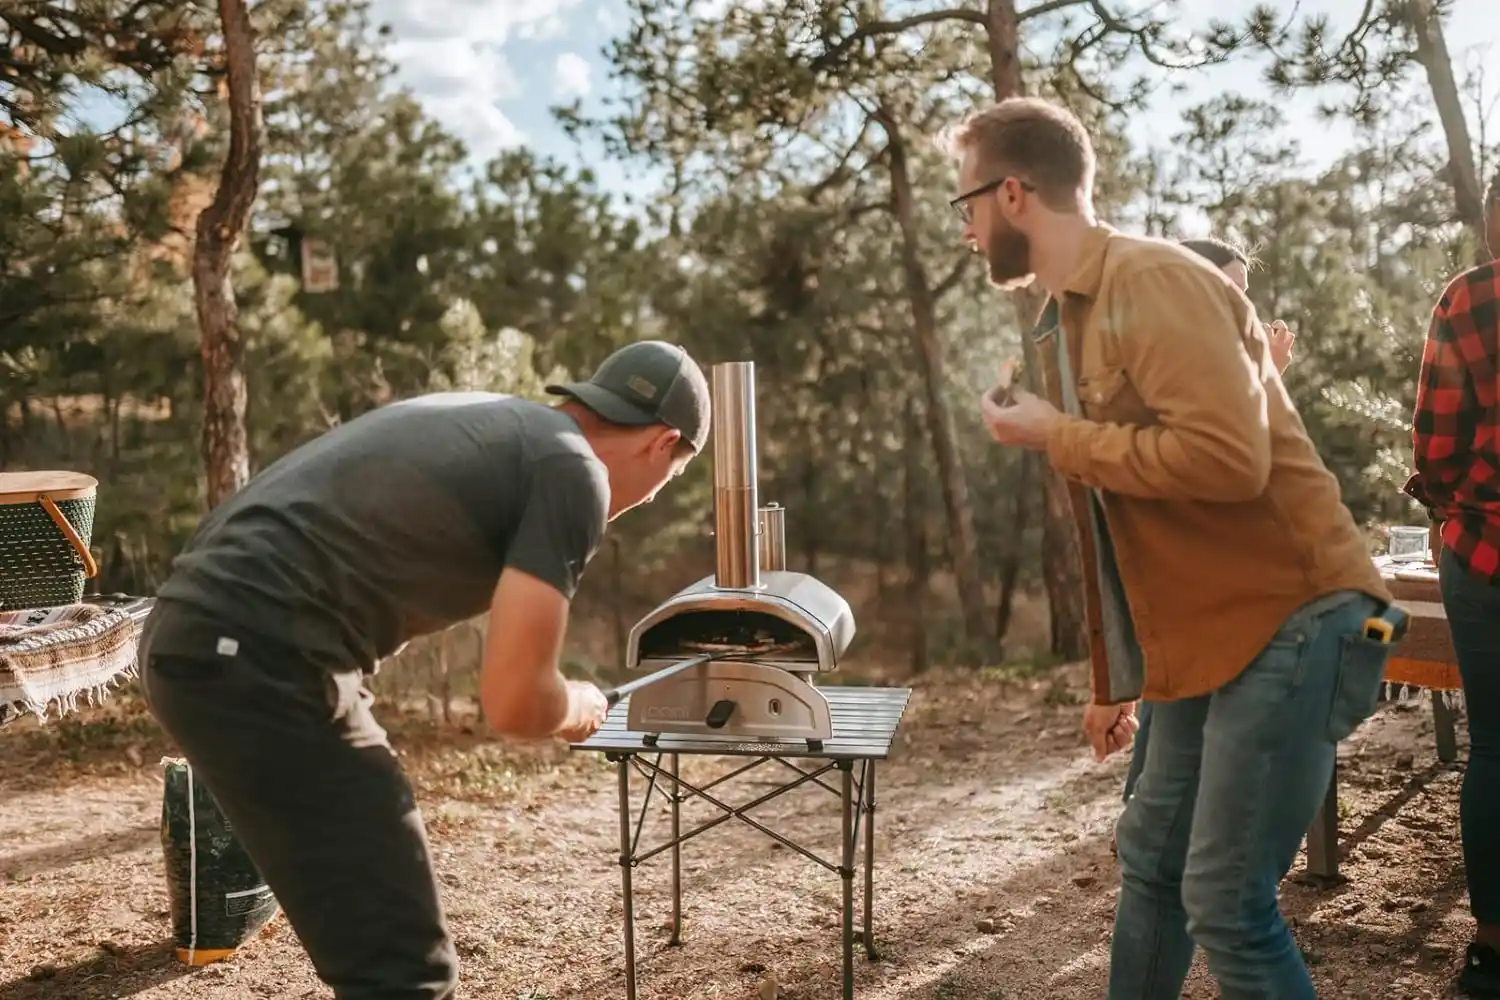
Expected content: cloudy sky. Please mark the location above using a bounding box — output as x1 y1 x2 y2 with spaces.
366 0 631 188
368 0 1500 190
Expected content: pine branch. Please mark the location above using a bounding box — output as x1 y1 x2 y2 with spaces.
811 7 988 74
1017 0 1088 21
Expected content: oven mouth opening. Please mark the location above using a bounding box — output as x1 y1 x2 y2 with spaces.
636 609 820 661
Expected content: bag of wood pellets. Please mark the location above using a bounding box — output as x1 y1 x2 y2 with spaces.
160 757 280 965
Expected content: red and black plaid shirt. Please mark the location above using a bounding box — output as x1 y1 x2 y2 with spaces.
1404 260 1500 583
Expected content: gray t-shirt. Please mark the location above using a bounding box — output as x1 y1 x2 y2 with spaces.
154 393 610 674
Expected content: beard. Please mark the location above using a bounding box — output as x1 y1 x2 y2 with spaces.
984 216 1034 290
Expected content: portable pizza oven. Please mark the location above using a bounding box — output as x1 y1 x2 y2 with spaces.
624 361 855 748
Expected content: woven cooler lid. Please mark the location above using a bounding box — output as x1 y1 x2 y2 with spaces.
0 471 98 504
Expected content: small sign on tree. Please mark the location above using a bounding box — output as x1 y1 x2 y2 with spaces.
300 237 339 292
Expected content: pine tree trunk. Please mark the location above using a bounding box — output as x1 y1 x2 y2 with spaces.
1403 0 1486 262
985 0 1090 661
193 0 262 509
474 626 488 727
903 397 931 675
994 449 1032 647
874 464 891 602
439 631 453 725
610 536 627 670
51 398 68 457
881 114 995 661
800 431 821 575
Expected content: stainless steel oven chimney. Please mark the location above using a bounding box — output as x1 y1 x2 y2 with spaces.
711 362 760 590
758 503 786 573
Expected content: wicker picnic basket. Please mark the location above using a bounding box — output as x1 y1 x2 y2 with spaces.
0 471 101 611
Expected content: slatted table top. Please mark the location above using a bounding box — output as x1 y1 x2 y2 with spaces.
571 685 913 760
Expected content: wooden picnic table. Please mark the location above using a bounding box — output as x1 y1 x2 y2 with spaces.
1303 555 1462 879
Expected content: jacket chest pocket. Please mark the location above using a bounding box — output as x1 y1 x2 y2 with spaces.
1076 366 1156 426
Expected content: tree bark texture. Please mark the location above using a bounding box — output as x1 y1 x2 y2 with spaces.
985 0 1090 660
1403 0 1486 262
193 0 262 509
993 448 1031 647
882 113 996 659
903 396 931 674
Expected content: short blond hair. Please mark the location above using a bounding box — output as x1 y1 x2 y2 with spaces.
940 97 1095 211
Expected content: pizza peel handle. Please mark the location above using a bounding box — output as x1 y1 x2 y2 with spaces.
602 653 716 707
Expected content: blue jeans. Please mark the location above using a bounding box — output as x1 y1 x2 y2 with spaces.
1109 590 1391 1000
1438 546 1500 928
1123 702 1153 802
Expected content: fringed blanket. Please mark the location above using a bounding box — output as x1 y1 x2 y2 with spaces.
0 603 140 726
1373 554 1463 697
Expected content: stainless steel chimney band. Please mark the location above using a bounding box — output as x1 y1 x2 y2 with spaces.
711 362 760 590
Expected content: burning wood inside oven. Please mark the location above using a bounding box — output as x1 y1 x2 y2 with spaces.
636 610 819 660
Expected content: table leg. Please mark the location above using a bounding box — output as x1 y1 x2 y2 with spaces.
615 755 638 1000
840 760 854 1000
1305 758 1340 879
1433 690 1459 764
669 752 682 946
863 761 877 960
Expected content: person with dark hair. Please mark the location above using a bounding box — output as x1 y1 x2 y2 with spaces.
945 96 1404 999
135 340 711 1000
1178 236 1246 271
1179 237 1295 373
1404 169 1500 998
1118 235 1298 810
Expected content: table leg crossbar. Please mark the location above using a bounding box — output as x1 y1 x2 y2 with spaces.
604 751 880 1000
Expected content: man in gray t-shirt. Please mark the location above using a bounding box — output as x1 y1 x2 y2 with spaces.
137 340 710 1000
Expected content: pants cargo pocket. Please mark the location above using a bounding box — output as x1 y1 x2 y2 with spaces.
323 669 366 724
1326 633 1392 743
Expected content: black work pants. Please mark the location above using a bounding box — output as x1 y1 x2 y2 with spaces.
1439 547 1500 929
138 601 459 999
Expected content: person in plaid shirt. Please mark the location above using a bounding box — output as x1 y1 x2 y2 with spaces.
1405 169 1500 998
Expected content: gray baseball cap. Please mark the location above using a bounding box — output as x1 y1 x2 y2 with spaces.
546 340 711 453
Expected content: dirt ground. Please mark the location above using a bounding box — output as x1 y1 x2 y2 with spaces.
0 663 1474 1000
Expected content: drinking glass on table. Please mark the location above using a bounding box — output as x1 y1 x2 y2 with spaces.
1388 524 1430 562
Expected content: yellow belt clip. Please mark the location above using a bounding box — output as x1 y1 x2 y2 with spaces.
1361 604 1410 645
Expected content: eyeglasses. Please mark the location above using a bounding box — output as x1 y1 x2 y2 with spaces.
949 177 1037 225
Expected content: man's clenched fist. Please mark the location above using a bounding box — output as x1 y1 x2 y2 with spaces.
1083 701 1138 763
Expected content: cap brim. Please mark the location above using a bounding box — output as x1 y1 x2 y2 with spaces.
545 382 659 426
